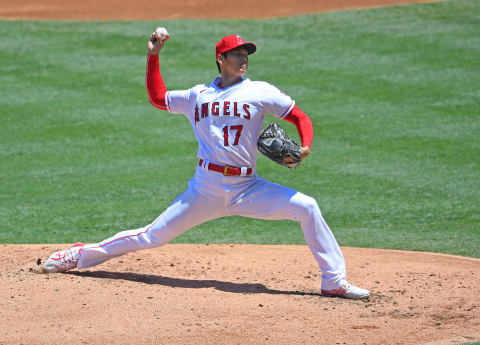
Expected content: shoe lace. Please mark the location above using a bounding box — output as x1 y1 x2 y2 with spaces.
56 247 80 266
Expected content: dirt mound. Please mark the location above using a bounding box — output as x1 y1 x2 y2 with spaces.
1 244 479 344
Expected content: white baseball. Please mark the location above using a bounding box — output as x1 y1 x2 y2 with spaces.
154 27 168 40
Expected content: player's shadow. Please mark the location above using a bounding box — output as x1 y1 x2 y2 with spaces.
66 270 322 296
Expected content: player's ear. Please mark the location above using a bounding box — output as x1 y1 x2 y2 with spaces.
216 53 225 64
216 53 226 73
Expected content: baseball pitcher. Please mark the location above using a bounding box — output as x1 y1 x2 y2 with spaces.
42 29 370 299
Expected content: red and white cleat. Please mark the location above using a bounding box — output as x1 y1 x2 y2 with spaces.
321 282 370 299
41 243 84 273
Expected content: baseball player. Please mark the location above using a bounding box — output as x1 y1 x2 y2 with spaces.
42 29 370 299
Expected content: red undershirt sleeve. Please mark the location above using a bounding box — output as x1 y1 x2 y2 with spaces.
146 54 168 111
283 105 314 148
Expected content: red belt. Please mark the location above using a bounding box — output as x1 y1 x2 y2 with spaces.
198 159 253 176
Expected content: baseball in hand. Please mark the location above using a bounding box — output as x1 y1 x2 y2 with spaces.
154 27 168 41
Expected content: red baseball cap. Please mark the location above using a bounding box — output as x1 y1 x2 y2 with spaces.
216 34 257 56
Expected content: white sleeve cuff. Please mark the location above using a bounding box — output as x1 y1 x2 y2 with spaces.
280 100 295 119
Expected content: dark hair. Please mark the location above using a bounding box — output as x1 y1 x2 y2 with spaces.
216 52 228 74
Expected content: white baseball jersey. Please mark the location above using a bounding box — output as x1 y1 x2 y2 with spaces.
165 77 295 168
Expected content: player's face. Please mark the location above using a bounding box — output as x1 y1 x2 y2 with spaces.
222 47 249 76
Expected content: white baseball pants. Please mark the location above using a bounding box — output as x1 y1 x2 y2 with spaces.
77 166 347 290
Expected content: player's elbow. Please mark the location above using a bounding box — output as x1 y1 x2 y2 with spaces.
147 94 167 111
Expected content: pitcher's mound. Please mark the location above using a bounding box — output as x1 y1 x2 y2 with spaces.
1 244 479 345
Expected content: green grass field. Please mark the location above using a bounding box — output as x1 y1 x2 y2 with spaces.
0 0 479 258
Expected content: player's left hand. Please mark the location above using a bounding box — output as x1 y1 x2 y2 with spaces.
283 146 310 164
300 146 310 160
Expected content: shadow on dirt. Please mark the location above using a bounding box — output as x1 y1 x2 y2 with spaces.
66 270 323 296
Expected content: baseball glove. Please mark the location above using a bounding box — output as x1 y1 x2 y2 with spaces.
257 122 302 168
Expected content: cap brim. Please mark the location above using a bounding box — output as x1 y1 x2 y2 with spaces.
242 42 257 55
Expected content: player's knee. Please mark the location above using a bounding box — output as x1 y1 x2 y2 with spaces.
300 195 320 218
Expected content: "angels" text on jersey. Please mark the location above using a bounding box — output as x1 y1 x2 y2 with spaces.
194 102 251 123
